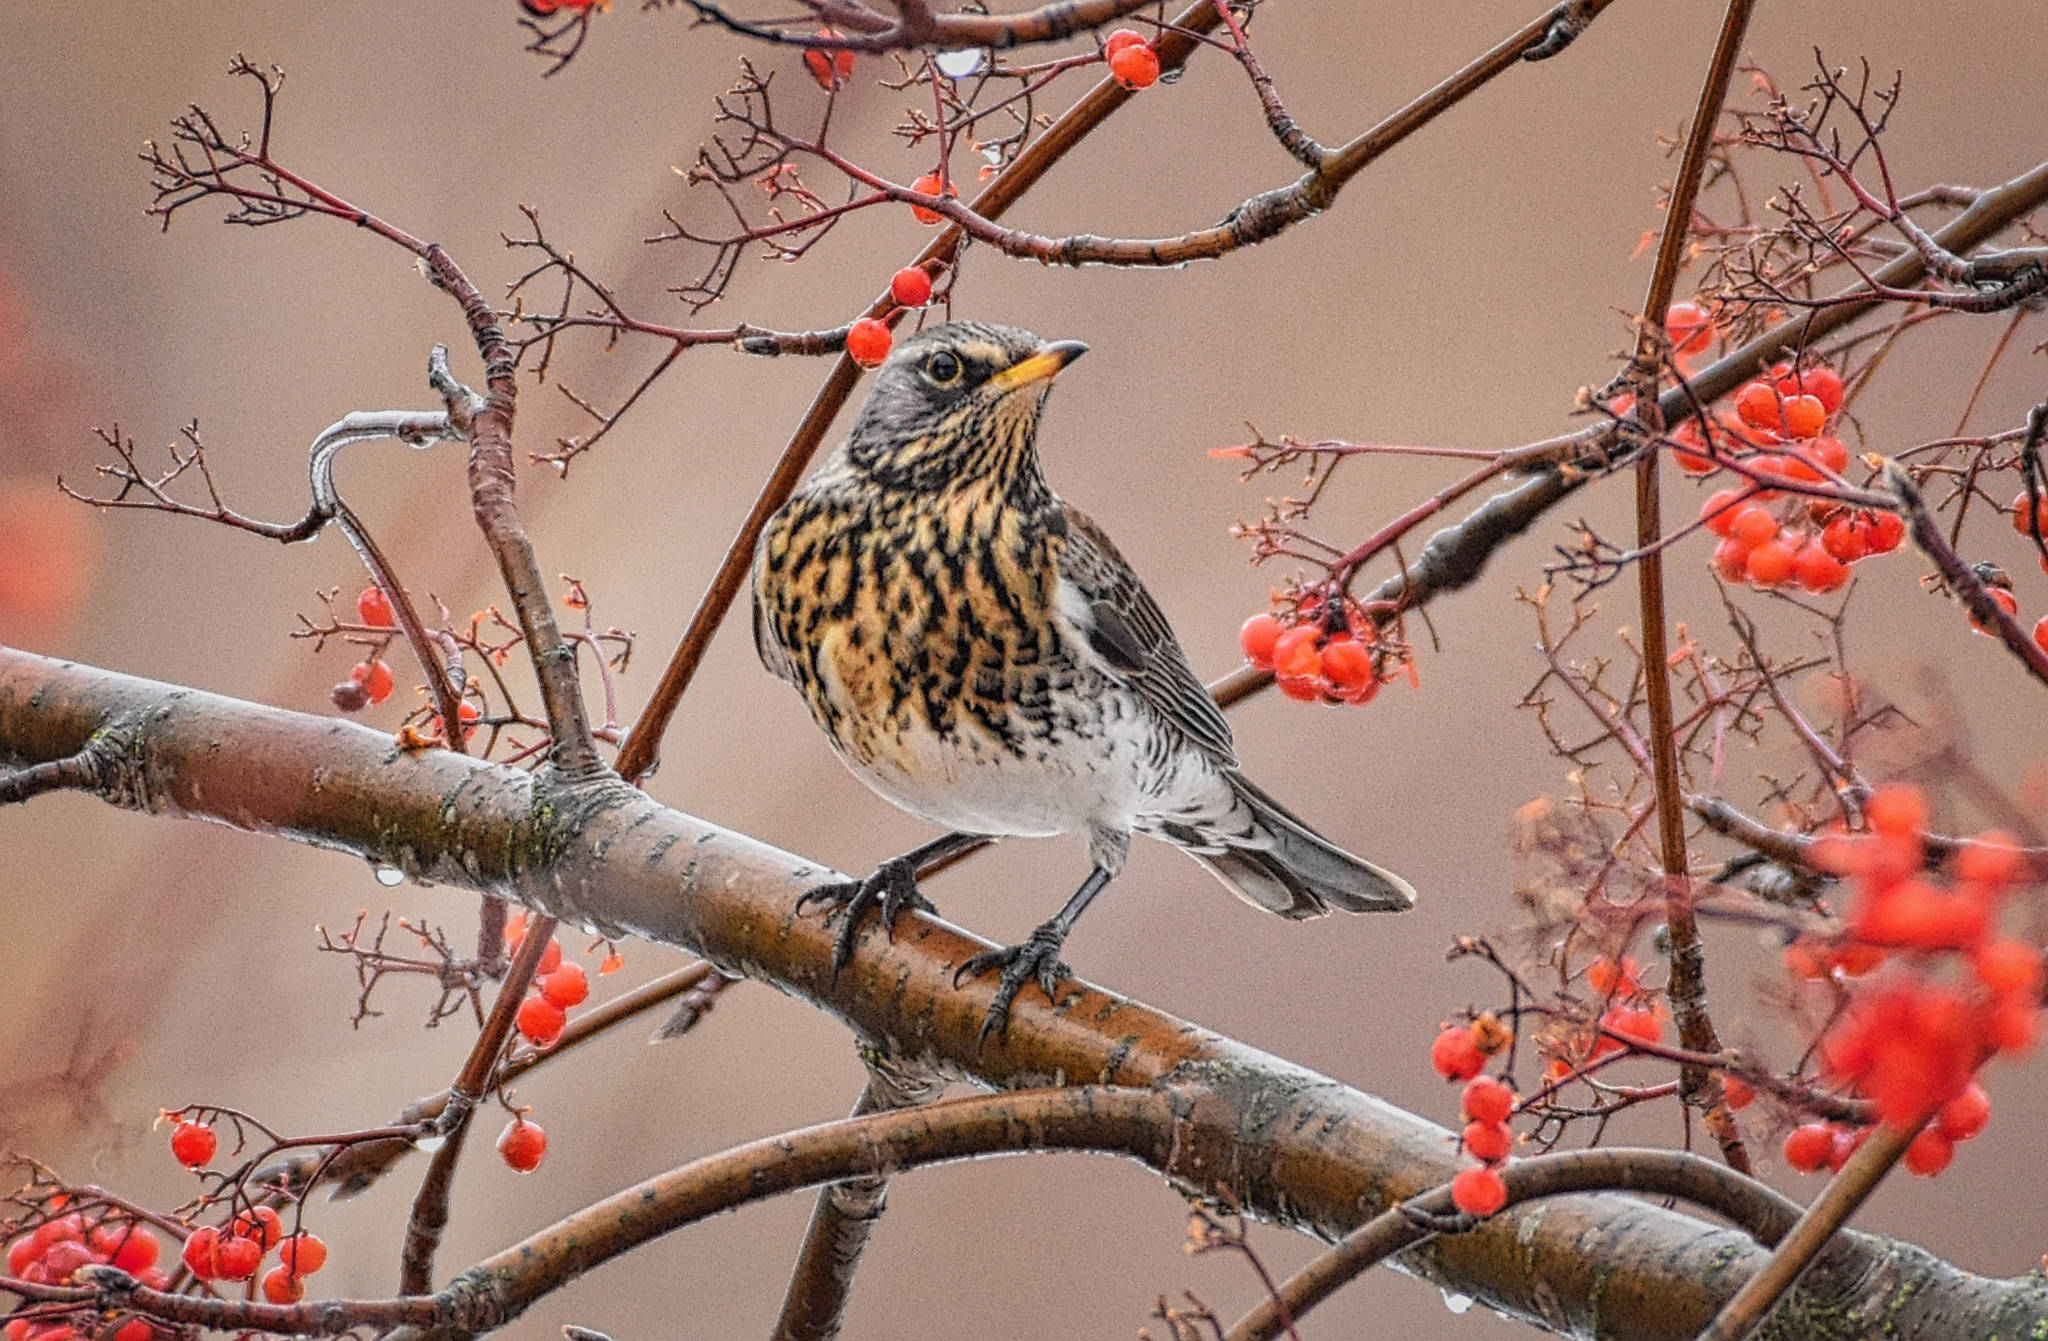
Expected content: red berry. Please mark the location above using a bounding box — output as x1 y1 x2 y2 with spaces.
1734 381 1781 433
908 171 953 225
1975 939 2045 999
231 1207 283 1250
598 951 626 975
1795 365 1845 414
1935 1083 1992 1142
2011 490 2048 537
1671 420 1717 475
261 1265 305 1304
351 660 395 705
802 30 855 90
1463 1120 1512 1164
1600 1005 1664 1047
1821 515 1869 563
1319 637 1374 691
214 1235 261 1281
1585 954 1639 998
1461 1076 1515 1125
276 1233 327 1276
1721 1074 1756 1110
110 1321 155 1341
1957 831 2023 888
1970 586 2020 635
498 1117 548 1173
356 586 395 628
1103 28 1148 59
1712 535 1754 583
1864 511 1906 554
41 1240 94 1282
1866 783 1928 838
1744 537 1796 587
1781 394 1826 440
1808 435 1849 473
889 266 933 308
1728 505 1778 547
2034 615 2048 656
1699 488 1750 537
516 994 567 1047
169 1121 217 1168
101 1226 160 1275
1107 42 1160 91
1904 1127 1955 1177
1271 625 1322 679
536 937 564 976
540 961 589 1009
1665 301 1715 360
1793 539 1849 593
1274 674 1322 702
180 1226 222 1281
1239 613 1283 668
1430 1025 1486 1081
1450 1165 1508 1217
1782 1123 1834 1173
845 317 892 369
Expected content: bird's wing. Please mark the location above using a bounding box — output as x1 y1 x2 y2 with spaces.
1055 503 1239 769
750 548 798 685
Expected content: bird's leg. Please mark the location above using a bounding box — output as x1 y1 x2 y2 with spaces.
955 865 1113 1044
798 830 992 975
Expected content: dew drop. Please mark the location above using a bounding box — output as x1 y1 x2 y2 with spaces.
373 865 405 887
935 47 985 79
1441 1290 1475 1315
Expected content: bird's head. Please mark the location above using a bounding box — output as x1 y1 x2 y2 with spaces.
840 321 1088 490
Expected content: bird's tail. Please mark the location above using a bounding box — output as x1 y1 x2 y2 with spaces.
1186 773 1417 920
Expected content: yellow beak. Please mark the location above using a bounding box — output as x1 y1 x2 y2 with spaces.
989 339 1089 393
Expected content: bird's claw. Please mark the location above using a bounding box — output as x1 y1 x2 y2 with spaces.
796 856 934 975
954 922 1072 1044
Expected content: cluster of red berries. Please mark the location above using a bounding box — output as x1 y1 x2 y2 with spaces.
1781 1082 1991 1179
5 1205 169 1341
1103 29 1160 90
802 29 856 90
181 1211 327 1304
1776 783 2042 1173
1238 613 1383 705
1660 358 1907 592
333 587 400 712
845 266 941 371
507 912 595 1053
1528 955 1671 1085
1445 1075 1516 1217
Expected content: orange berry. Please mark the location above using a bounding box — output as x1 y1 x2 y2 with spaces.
1450 1165 1508 1216
1744 537 1796 587
1974 939 2045 999
356 586 395 628
1782 394 1826 439
802 30 856 90
1461 1075 1516 1125
1782 1123 1833 1172
1864 511 1906 554
1107 42 1160 90
516 994 567 1047
169 1121 217 1168
1665 301 1715 360
277 1232 327 1275
846 317 892 369
1793 539 1849 593
1956 831 2023 888
1729 505 1778 547
1430 1025 1485 1081
1239 613 1283 668
497 1118 547 1173
1271 626 1322 679
1699 488 1751 537
540 961 589 1009
1585 954 1639 997
1865 783 1928 838
1904 1127 1954 1177
889 266 933 308
2011 490 2048 537
261 1265 305 1304
1935 1083 1991 1142
1712 535 1754 583
1462 1120 1512 1164
1103 28 1148 59
1822 515 1869 563
1970 586 2019 635
1721 1074 1755 1110
1734 381 1781 433
908 171 953 225
1319 636 1374 690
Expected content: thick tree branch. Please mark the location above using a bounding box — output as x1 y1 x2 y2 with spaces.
5 648 2045 1339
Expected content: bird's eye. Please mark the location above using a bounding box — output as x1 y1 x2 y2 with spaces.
924 350 963 386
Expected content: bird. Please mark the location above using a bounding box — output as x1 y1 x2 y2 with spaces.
751 320 1415 1039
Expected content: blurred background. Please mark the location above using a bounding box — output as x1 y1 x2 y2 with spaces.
4 2 2047 1336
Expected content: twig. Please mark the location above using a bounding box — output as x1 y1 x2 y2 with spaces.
1228 1145 1803 1341
1694 1118 1924 1341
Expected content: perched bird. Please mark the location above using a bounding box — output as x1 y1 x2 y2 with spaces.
752 321 1415 1037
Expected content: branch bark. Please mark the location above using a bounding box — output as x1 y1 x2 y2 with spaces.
6 648 2046 1339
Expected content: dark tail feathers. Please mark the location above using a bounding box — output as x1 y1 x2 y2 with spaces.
1188 773 1416 919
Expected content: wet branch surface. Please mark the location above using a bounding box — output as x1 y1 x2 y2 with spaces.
5 648 2046 1340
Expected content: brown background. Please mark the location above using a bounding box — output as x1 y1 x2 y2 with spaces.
5 2 2048 1336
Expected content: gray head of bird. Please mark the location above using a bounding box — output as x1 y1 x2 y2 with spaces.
839 320 1088 490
